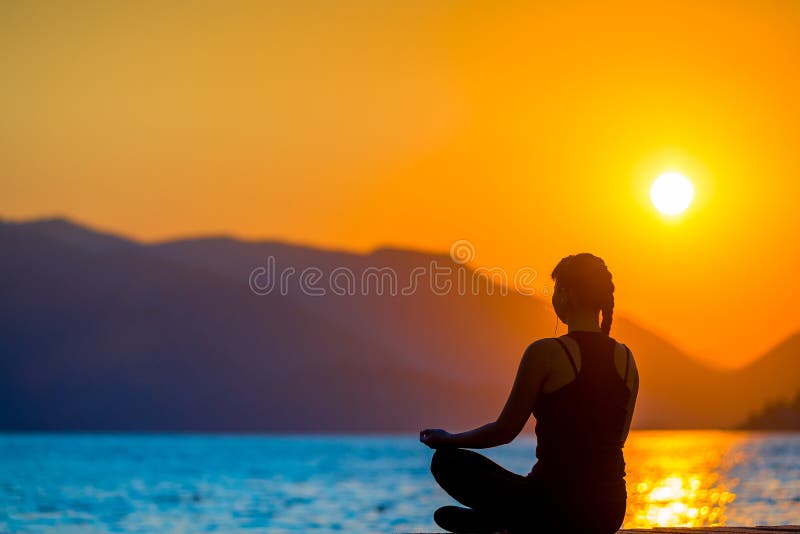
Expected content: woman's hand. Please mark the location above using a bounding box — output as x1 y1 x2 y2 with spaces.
419 428 453 449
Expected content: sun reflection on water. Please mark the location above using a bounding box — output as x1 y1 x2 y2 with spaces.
623 430 746 529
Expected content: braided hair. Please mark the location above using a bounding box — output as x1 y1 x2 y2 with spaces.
551 253 615 335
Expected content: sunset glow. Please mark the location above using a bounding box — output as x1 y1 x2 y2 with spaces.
2 1 800 369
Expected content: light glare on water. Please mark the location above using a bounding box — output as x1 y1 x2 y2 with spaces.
624 430 744 527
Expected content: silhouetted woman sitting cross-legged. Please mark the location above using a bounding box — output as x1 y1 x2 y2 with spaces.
420 253 639 534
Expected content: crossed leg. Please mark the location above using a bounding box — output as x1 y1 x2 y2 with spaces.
430 448 552 532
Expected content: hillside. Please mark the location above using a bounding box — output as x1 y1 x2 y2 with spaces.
1 217 798 431
737 389 800 430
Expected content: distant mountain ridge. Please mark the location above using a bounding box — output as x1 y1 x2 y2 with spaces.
1 216 798 431
738 389 800 430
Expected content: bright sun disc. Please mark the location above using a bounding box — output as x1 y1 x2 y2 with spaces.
650 172 694 215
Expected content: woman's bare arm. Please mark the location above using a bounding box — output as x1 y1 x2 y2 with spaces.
619 347 639 445
448 340 552 449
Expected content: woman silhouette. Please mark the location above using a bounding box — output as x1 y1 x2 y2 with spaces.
420 253 639 534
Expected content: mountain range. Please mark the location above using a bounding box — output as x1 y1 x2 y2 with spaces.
1 217 798 432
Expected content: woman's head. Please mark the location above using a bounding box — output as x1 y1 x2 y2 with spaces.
551 253 615 335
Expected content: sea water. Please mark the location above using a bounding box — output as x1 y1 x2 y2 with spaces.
0 431 798 533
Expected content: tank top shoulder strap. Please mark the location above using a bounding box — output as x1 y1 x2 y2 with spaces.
553 337 579 376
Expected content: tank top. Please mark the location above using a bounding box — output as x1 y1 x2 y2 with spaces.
527 330 632 501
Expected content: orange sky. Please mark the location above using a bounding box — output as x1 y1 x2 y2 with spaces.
2 1 799 369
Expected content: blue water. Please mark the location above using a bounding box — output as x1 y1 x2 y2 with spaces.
0 431 798 533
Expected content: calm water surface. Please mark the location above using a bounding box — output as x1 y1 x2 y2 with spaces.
0 431 798 533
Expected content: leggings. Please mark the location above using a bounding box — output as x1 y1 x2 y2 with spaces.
430 448 626 534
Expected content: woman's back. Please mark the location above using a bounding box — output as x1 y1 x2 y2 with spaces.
528 330 636 500
422 253 637 534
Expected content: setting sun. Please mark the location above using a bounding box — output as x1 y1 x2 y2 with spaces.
651 172 695 216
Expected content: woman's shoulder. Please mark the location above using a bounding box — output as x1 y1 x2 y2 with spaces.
524 337 564 352
522 337 566 363
519 338 564 377
608 336 634 354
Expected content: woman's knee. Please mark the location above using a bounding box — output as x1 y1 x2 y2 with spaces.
430 447 464 477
